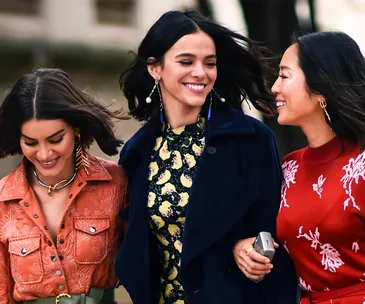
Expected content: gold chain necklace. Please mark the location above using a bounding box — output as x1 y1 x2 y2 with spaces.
33 170 77 196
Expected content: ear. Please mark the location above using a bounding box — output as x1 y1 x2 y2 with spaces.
146 57 162 80
74 127 80 136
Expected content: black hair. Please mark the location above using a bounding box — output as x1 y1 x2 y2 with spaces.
120 9 275 123
0 68 129 158
294 31 365 149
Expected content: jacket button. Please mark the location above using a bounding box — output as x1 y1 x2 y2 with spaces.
58 284 65 291
51 255 57 261
21 248 27 255
207 146 216 155
59 239 64 244
24 202 29 207
55 270 62 276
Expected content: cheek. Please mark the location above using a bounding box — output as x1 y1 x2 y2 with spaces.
20 144 33 158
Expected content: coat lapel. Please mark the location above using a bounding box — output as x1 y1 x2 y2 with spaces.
181 108 260 266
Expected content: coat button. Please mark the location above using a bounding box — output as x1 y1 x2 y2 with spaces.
51 255 57 261
58 284 65 291
59 255 64 261
33 214 39 219
21 248 27 255
207 146 216 155
59 239 64 244
55 270 62 276
89 226 96 233
24 202 29 207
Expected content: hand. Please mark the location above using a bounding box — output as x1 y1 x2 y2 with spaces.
233 237 278 281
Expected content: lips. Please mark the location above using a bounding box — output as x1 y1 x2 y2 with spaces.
37 157 60 168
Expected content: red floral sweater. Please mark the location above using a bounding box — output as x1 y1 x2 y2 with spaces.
277 137 365 296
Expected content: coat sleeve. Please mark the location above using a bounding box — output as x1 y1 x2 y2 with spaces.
0 240 18 304
244 130 298 304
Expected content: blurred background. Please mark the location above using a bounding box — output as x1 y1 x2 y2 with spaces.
0 0 365 302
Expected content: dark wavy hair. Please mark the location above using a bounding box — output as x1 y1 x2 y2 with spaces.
0 68 128 158
120 9 275 122
294 31 365 149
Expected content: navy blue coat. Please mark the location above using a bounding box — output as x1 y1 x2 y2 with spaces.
115 107 297 304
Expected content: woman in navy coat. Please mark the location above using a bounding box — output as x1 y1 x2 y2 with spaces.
115 9 297 304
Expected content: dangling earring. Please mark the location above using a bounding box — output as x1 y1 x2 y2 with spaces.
146 79 159 104
319 99 331 123
75 134 90 175
212 88 226 103
156 81 164 123
207 93 213 120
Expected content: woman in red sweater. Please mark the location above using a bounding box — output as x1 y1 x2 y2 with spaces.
234 31 365 303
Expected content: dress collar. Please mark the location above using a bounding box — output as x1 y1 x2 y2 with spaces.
302 136 352 165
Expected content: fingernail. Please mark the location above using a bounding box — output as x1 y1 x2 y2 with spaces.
266 270 271 274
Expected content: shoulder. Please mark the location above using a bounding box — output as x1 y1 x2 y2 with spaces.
90 154 127 182
282 148 305 165
0 174 10 196
228 108 275 138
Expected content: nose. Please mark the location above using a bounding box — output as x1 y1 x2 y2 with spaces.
36 144 52 161
191 63 205 78
271 77 280 95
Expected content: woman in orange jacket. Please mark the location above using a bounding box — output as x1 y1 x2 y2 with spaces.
0 68 128 303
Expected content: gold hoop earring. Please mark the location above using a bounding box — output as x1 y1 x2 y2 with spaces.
319 99 331 123
75 134 90 175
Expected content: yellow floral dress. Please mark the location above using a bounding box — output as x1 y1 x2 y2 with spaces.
148 118 205 304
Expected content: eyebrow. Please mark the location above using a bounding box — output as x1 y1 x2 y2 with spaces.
175 53 217 59
279 65 292 71
21 129 65 141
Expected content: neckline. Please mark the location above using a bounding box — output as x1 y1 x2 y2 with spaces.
302 136 345 165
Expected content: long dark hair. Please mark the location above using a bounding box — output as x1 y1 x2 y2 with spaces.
0 68 128 158
294 31 365 149
120 9 275 122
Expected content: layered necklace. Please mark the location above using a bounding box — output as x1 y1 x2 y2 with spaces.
33 170 77 196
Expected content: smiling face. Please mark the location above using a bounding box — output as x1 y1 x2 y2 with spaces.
150 30 217 113
20 118 76 184
271 44 324 127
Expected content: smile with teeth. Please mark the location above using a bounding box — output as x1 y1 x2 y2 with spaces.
38 158 58 165
184 83 206 91
276 101 286 107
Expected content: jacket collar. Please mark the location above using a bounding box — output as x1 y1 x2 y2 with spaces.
0 152 111 202
120 107 256 165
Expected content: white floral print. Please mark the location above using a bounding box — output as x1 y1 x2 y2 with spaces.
312 175 326 198
352 240 360 253
299 277 313 291
297 226 344 272
281 160 299 210
341 151 365 210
